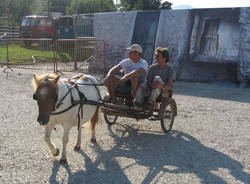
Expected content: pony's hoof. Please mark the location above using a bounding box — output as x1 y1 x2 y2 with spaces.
90 138 97 144
59 158 68 165
74 145 81 151
53 149 59 157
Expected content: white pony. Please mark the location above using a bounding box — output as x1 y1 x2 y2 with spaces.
32 73 100 164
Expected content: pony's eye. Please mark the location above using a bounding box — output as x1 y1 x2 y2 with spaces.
33 93 38 100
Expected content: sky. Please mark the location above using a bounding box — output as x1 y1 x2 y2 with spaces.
163 0 250 9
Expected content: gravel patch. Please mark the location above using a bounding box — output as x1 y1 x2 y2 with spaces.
0 69 250 184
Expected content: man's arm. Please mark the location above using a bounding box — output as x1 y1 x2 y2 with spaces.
107 65 122 77
151 79 174 90
125 68 145 79
164 80 174 91
104 65 122 85
119 68 145 83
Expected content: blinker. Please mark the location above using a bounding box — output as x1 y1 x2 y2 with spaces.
54 94 58 102
33 93 37 100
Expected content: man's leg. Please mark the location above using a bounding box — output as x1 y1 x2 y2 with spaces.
158 96 170 119
134 82 150 105
148 76 164 105
105 75 119 98
130 77 139 99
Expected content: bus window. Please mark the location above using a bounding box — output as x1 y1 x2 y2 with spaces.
47 19 53 25
38 18 46 26
27 18 35 26
21 18 28 26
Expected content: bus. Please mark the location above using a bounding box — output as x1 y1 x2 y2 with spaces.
20 15 57 38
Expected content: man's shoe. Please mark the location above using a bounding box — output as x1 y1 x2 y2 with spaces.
134 101 142 108
144 102 153 109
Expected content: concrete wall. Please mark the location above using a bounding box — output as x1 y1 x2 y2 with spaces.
239 7 250 79
91 8 250 83
92 11 137 71
179 8 242 82
155 9 192 76
189 9 241 63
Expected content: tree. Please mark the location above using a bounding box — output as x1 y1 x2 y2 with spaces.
142 0 161 10
0 0 8 16
1 0 34 25
49 0 70 14
120 0 172 11
160 1 172 10
67 0 116 14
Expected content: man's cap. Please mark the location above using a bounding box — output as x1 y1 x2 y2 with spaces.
126 44 142 54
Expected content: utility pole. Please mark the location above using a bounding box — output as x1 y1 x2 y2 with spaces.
47 0 50 17
75 0 78 14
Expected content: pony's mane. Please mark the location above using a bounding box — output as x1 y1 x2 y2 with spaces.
32 73 60 90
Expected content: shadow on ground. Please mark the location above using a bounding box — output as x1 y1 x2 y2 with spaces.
49 124 250 184
174 81 250 103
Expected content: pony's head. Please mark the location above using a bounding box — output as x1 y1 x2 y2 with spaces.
32 73 60 125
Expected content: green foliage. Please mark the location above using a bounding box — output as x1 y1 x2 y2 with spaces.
0 0 171 25
0 44 76 63
120 0 172 11
67 0 116 14
0 44 55 63
160 1 172 10
0 0 34 26
0 0 116 25
49 0 71 14
0 0 8 16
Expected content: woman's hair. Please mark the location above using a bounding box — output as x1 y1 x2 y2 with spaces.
155 47 169 63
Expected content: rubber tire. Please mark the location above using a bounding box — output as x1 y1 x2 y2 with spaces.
160 101 176 133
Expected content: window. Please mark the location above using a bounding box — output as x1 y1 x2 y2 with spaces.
21 18 28 26
200 19 220 57
38 18 46 26
47 19 53 25
27 18 35 26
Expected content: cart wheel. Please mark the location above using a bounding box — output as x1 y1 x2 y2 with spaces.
160 99 177 133
104 113 118 125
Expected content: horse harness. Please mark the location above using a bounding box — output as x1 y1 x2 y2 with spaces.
51 79 102 130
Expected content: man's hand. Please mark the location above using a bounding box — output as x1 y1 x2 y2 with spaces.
118 75 129 85
104 75 112 85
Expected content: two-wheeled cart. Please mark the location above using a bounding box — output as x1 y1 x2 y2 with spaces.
100 91 177 133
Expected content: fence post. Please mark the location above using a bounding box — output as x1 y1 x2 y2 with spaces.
6 39 9 66
74 39 78 70
53 40 57 73
103 40 107 73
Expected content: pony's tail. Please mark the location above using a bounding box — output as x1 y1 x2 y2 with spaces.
90 107 99 132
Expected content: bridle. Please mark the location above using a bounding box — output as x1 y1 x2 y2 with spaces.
33 83 58 111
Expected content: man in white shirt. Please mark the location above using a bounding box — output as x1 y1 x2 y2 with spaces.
104 44 149 103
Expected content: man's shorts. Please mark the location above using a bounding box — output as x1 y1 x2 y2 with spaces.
115 74 131 94
114 73 145 94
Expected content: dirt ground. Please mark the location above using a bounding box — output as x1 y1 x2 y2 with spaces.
0 70 250 184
